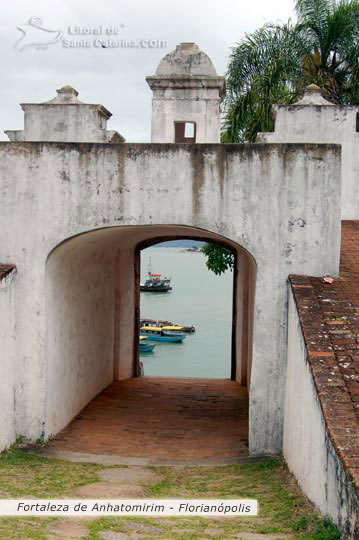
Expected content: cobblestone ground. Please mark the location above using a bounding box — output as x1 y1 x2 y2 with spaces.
46 378 249 461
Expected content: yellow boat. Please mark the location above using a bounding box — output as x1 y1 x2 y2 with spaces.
140 325 186 342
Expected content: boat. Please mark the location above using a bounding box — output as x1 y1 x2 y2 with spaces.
140 325 186 342
140 258 172 292
140 318 195 333
139 336 156 353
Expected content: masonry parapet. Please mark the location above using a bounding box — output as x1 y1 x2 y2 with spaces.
5 86 125 144
257 84 359 220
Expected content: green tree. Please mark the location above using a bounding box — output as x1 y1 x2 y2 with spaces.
205 0 359 275
223 0 359 143
296 0 359 103
201 243 234 275
222 22 306 142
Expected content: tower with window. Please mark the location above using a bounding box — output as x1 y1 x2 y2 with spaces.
146 42 225 143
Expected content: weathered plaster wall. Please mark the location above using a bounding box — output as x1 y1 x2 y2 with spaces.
284 289 359 538
0 142 341 453
23 105 109 142
150 89 222 143
234 251 256 387
45 236 117 436
258 103 359 219
115 249 136 381
0 270 17 449
5 86 124 144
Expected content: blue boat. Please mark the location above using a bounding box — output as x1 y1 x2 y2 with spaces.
140 326 186 343
139 336 156 353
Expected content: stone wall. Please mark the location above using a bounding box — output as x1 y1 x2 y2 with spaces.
285 274 359 537
257 86 359 220
45 237 117 436
0 266 17 450
0 141 341 453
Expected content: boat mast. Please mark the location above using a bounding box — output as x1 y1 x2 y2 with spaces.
148 257 153 276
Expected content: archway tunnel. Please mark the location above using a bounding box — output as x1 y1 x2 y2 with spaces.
45 225 256 460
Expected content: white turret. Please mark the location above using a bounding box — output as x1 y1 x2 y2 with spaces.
146 42 225 143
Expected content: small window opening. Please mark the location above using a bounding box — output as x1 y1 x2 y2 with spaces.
174 121 196 143
356 112 359 133
184 122 195 138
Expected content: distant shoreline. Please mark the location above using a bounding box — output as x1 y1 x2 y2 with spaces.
149 240 205 249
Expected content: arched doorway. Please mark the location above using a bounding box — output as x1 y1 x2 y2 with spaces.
45 225 256 459
138 238 234 379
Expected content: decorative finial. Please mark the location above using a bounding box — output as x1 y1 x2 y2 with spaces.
305 84 321 93
45 85 83 104
56 85 79 97
294 84 334 106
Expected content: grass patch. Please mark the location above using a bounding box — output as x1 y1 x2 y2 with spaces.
141 457 341 539
0 517 53 539
0 446 101 498
0 449 341 540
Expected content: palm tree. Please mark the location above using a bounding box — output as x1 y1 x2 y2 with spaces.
223 0 359 143
223 22 307 142
296 0 359 103
207 0 359 274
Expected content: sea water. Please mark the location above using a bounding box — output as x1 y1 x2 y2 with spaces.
140 247 233 378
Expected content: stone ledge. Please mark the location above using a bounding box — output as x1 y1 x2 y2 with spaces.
289 273 359 490
289 222 359 493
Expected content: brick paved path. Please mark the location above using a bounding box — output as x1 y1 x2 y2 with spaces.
48 378 249 460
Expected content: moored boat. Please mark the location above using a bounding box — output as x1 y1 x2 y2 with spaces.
140 318 195 333
140 259 172 292
140 325 186 342
139 336 156 353
140 275 172 292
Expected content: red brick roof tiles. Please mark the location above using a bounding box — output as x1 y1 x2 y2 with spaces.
290 220 359 488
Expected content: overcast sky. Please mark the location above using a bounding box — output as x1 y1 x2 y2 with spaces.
1 0 295 141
